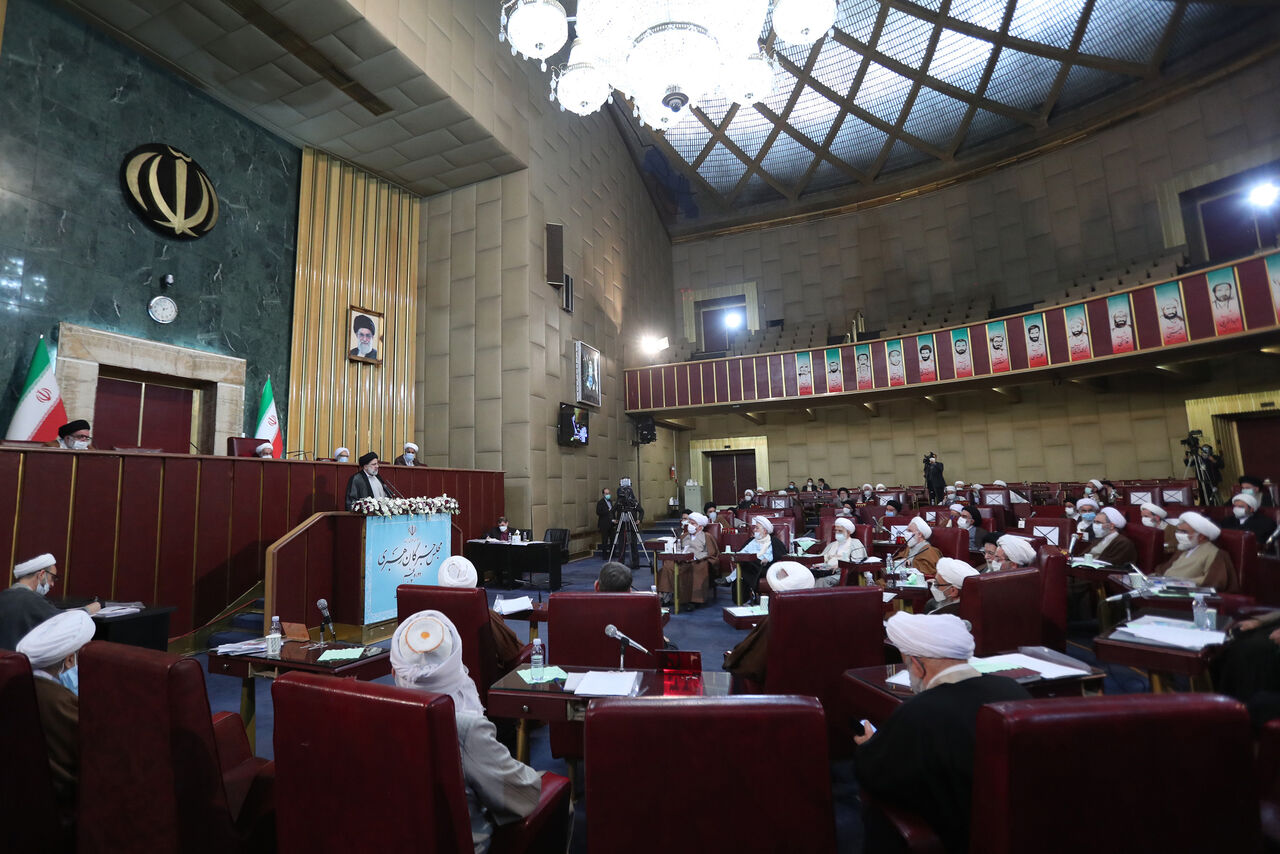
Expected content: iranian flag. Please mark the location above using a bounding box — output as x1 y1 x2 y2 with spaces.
254 376 283 459
5 336 68 442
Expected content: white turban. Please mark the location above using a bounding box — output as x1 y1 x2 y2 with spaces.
404 442 419 452
1076 497 1100 511
1234 492 1260 512
997 535 1036 566
1179 511 1221 542
875 483 886 491
908 516 932 540
391 610 483 716
334 447 349 457
1140 502 1167 519
834 517 855 534
993 479 1007 487
861 483 873 491
17 610 95 669
766 561 814 591
744 489 755 499
14 553 55 578
1099 507 1127 529
948 503 964 513
886 612 975 660
1089 479 1103 490
437 555 478 588
688 512 709 527
972 484 984 490
256 442 273 455
955 481 965 488
935 557 978 588
752 516 773 534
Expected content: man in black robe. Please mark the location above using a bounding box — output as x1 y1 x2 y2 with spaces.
345 452 392 509
0 554 100 650
855 612 1030 852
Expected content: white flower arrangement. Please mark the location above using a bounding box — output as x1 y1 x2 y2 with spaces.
351 494 461 517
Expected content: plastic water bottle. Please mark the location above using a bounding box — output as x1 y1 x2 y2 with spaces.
530 638 544 681
1191 594 1208 630
267 615 283 655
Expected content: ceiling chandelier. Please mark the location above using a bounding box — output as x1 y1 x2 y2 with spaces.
498 0 837 131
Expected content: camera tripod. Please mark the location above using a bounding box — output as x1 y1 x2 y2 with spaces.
1184 451 1219 507
607 509 652 571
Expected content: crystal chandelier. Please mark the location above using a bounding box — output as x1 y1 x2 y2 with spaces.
499 0 838 131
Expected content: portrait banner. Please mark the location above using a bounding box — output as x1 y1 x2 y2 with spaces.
854 344 873 390
1153 281 1188 346
1107 294 1136 354
1023 312 1048 368
796 351 814 395
363 513 451 624
886 339 906 386
1268 255 1280 325
951 329 973 378
917 334 937 382
1206 267 1245 336
1064 304 1091 361
824 347 844 393
986 321 1010 373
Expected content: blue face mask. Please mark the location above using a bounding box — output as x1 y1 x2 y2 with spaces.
59 665 79 696
1081 511 1097 523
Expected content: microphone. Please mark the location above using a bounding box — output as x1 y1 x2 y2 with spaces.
286 449 310 459
1266 526 1280 549
604 624 649 655
317 598 337 641
1067 533 1079 556
383 477 406 499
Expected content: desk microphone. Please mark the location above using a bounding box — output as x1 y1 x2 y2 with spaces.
382 477 406 499
604 624 649 655
317 598 337 641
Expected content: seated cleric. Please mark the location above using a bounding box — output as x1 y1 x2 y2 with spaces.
854 612 1031 852
436 555 524 676
53 420 93 450
344 452 392 509
0 553 100 650
390 610 543 851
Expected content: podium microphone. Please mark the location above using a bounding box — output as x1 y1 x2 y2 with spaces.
317 598 337 641
604 624 649 655
383 477 406 499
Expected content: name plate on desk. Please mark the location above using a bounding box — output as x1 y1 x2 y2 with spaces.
363 513 452 624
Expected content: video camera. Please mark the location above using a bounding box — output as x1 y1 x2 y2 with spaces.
1179 430 1203 451
923 451 937 465
616 477 640 512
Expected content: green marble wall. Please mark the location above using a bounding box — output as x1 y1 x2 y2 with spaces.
0 0 299 436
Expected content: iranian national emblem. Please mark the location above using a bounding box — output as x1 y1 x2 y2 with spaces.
121 144 219 239
35 388 51 403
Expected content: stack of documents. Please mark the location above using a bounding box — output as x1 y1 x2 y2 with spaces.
1112 615 1225 650
216 639 268 656
493 596 534 615
96 604 142 617
885 652 1089 687
1069 557 1112 569
567 670 641 697
726 604 768 618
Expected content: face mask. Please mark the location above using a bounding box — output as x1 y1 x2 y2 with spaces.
1092 522 1106 538
337 455 349 463
686 522 698 533
59 663 79 696
754 530 767 541
1142 516 1159 528
1081 512 1096 523
1234 506 1248 519
930 584 948 604
987 559 1002 572
1084 487 1093 495
1175 531 1195 550
834 532 846 542
72 439 90 450
1243 488 1256 496
957 518 971 530
499 524 508 532
36 576 52 596
1065 508 1076 518
403 452 415 463
885 510 895 517
604 493 610 500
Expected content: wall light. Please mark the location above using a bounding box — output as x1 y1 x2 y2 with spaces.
641 335 669 355
724 311 743 330
1249 181 1279 208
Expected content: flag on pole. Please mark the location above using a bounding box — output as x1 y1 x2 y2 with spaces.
254 376 283 459
5 336 68 442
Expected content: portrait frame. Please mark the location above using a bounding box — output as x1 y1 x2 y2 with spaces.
575 340 602 407
986 321 1010 373
1106 294 1136 354
347 306 384 365
1064 303 1092 362
1206 267 1245 336
1023 312 1048 368
916 334 937 382
824 347 844 393
796 351 814 395
1154 281 1188 346
950 329 973 378
886 339 906 386
854 343 873 390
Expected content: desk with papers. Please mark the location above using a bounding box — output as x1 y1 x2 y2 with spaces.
1093 610 1227 692
464 539 563 590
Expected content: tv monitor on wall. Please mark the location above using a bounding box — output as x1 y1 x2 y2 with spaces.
558 403 588 447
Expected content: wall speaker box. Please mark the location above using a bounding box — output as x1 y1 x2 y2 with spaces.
633 414 657 444
546 223 564 288
561 274 574 313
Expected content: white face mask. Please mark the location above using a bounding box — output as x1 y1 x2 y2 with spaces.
1175 531 1195 550
403 452 415 463
36 576 52 596
1065 508 1076 518
499 524 508 532
987 559 1002 572
1141 516 1159 528
834 532 846 542
957 518 971 530
754 529 767 541
1234 506 1249 519
1092 522 1105 538
337 455 349 463
930 584 948 604
686 522 698 533
72 439 90 450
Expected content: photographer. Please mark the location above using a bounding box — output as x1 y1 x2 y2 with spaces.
924 452 946 505
1182 432 1223 504
610 477 643 566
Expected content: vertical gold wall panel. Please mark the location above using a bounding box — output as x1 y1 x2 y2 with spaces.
1185 389 1280 488
288 148 420 459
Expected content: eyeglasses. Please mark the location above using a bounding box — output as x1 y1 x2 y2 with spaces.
43 570 59 584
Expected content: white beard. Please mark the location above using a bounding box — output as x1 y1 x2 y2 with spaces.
357 341 372 355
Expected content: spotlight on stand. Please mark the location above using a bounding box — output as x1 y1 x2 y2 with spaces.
1248 181 1279 208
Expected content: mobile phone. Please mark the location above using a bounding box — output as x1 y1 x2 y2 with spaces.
860 719 876 735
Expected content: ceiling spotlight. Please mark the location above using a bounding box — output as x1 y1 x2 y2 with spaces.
641 335 669 355
724 312 743 330
1248 181 1279 208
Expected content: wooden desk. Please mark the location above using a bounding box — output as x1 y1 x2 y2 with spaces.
465 540 562 590
1092 612 1225 692
60 600 175 651
722 606 767 630
647 549 693 614
207 640 390 752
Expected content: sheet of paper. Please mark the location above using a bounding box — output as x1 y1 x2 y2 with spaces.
216 639 268 656
516 666 568 684
882 592 897 603
493 595 534 615
1114 624 1225 651
793 537 818 551
889 525 910 540
885 669 911 687
1069 557 1112 569
317 647 366 662
573 670 641 697
563 672 585 691
96 606 141 618
861 556 882 563
1162 489 1184 503
726 605 768 617
1127 615 1197 630
970 653 1090 679
1129 491 1151 504
1032 526 1060 546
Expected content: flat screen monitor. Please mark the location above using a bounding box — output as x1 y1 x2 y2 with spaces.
558 403 588 447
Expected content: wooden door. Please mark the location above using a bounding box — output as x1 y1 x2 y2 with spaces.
93 377 193 452
1236 415 1280 482
710 451 757 506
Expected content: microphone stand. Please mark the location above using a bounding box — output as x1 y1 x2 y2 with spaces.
618 636 629 671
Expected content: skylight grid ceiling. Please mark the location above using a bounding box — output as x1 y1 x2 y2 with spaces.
620 0 1267 224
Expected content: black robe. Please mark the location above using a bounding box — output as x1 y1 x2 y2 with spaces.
856 674 1031 852
0 585 61 650
1221 512 1277 547
345 471 390 510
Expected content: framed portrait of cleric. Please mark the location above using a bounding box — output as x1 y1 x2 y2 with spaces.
1064 303 1092 362
796 351 814 395
1154 281 1188 346
1023 313 1049 368
348 306 383 365
950 329 973 378
575 340 602 407
824 348 844 393
854 344 873 390
986 321 1010 373
916 334 938 382
1106 294 1136 354
1206 267 1245 336
886 339 906 386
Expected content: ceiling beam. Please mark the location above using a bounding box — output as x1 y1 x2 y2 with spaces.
1037 0 1097 125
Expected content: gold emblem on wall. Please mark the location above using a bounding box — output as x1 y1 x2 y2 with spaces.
120 144 220 239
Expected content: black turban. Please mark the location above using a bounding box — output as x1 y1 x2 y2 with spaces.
358 452 378 466
353 315 375 334
58 420 90 438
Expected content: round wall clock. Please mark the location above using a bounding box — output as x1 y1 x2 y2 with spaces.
148 294 178 323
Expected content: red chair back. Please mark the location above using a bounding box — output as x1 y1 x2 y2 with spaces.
225 437 265 457
958 569 1042 657
1021 517 1072 550
765 588 886 756
1124 524 1165 574
77 642 250 854
930 526 968 561
1219 529 1257 596
818 516 836 543
0 651 61 853
272 673 473 854
853 524 874 552
396 585 498 704
584 696 836 854
546 593 663 669
972 694 1258 853
1035 548 1067 651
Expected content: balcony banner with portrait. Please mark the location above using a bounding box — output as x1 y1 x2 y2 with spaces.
363 513 452 623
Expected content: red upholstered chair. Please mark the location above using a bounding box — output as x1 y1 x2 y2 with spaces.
584 696 836 854
1124 523 1165 574
271 673 569 854
396 585 524 706
764 587 886 757
1220 529 1259 596
1035 548 1067 651
546 593 664 760
957 568 1042 657
818 515 835 544
970 694 1258 853
226 437 265 457
77 642 274 854
929 526 968 561
0 650 66 854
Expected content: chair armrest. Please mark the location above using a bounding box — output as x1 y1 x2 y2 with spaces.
860 792 945 853
489 772 572 854
515 643 534 666
211 711 253 770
